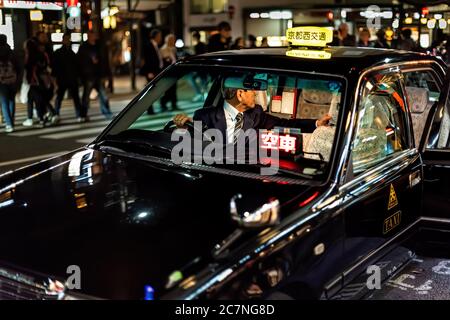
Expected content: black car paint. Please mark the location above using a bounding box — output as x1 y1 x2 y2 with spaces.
0 148 316 299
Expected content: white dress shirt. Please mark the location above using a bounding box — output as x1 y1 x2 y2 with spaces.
223 101 242 144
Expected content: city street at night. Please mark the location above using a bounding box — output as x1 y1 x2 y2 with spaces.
2 0 450 311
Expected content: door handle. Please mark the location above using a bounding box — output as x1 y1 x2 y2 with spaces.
409 170 421 188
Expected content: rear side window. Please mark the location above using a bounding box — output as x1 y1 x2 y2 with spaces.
403 70 441 146
404 70 440 99
351 71 409 174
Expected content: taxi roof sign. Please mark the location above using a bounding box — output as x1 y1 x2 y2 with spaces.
286 27 333 47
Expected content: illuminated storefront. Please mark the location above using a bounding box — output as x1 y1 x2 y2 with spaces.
0 1 64 50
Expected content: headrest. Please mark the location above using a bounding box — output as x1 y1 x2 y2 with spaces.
405 86 429 114
301 89 334 105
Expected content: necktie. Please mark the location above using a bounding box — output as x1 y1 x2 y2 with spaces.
233 112 244 144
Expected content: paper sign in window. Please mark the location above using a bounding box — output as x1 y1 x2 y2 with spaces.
271 96 282 113
281 90 296 115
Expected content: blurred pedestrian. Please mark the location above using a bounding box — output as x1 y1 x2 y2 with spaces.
190 32 208 102
78 31 113 121
52 33 83 121
22 38 38 127
357 28 373 47
231 37 245 49
338 23 356 46
260 37 269 47
247 34 257 48
192 31 207 55
207 21 232 52
140 29 163 115
330 30 340 46
36 31 54 65
374 29 390 49
160 34 178 111
36 32 57 123
0 34 19 133
397 29 417 51
24 38 53 127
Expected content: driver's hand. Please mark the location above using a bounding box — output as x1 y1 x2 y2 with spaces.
173 114 193 128
316 114 332 127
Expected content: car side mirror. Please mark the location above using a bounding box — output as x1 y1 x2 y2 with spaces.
230 194 280 228
212 195 281 259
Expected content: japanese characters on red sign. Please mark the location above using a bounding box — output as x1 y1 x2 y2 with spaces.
261 131 297 153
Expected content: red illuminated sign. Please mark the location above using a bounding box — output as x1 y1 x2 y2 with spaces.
66 0 78 7
261 131 297 153
279 134 297 152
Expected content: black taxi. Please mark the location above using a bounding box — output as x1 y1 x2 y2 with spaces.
0 27 450 300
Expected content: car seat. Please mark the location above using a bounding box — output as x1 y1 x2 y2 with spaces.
405 86 432 147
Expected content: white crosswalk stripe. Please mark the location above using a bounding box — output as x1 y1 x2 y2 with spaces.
1 100 201 145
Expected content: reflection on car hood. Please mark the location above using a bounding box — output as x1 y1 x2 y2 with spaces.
0 148 314 299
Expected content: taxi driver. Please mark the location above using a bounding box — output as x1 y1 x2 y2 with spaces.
173 87 331 144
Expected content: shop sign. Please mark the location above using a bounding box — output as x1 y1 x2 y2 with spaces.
0 1 63 11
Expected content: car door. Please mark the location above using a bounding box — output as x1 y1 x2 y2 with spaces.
421 70 450 218
338 67 423 293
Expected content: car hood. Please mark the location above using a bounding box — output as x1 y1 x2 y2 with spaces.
0 148 318 299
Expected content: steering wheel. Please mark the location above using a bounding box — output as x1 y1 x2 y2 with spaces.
163 120 212 141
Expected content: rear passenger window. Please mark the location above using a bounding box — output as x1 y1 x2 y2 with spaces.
403 70 441 146
351 71 409 174
426 93 450 150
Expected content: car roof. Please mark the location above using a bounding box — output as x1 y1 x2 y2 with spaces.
183 47 446 77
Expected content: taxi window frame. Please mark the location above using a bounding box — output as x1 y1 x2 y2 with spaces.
348 67 412 175
96 63 349 183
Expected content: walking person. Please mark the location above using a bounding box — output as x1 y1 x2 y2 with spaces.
52 33 83 121
38 41 57 123
140 29 163 115
160 34 178 111
207 21 232 52
397 29 417 51
36 32 57 121
78 31 113 121
247 34 257 48
374 29 390 49
260 37 269 48
190 32 207 102
192 31 207 56
36 31 54 65
22 38 38 127
231 37 245 49
0 34 19 133
24 38 53 127
338 23 356 46
357 28 373 47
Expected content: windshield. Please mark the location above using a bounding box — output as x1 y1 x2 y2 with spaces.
99 65 345 179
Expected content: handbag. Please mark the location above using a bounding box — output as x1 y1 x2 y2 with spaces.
19 74 30 104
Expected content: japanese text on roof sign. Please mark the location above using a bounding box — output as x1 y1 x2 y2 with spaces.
287 30 328 42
